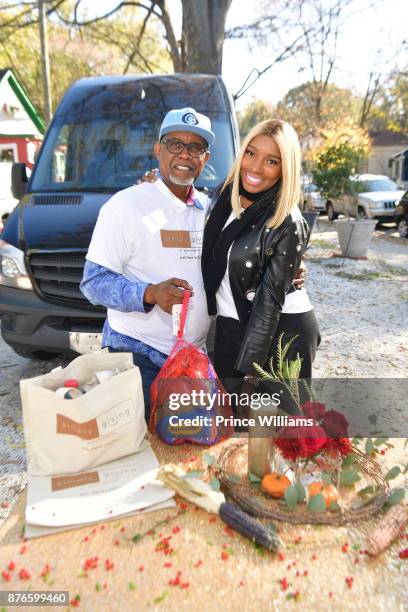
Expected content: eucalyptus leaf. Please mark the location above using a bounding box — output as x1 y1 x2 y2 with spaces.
339 468 361 487
294 481 306 503
248 472 261 484
374 438 388 446
284 485 298 510
329 500 341 512
342 454 356 469
203 453 216 466
307 493 326 513
384 466 401 481
226 474 241 484
321 471 333 485
357 485 375 497
365 438 374 454
209 477 221 491
386 488 405 507
183 470 203 479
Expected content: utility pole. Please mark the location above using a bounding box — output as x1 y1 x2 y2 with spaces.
38 0 52 123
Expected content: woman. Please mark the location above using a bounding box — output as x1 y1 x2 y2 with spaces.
201 119 320 397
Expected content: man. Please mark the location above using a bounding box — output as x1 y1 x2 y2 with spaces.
80 108 214 417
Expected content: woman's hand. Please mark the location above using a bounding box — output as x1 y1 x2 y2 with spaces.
137 168 159 184
293 260 306 290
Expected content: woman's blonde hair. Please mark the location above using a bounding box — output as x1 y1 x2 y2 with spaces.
223 119 302 228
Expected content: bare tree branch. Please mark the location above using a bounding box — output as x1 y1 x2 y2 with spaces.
55 1 162 27
234 30 307 100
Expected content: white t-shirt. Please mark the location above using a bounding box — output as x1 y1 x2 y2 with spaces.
216 210 313 319
86 179 211 355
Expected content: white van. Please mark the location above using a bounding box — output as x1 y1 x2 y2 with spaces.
0 162 18 227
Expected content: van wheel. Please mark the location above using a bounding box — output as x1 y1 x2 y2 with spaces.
357 206 367 219
11 347 61 360
326 202 338 221
397 218 408 238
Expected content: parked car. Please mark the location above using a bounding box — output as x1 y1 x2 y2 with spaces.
395 191 408 238
0 74 239 359
326 174 405 222
302 181 326 212
0 162 18 230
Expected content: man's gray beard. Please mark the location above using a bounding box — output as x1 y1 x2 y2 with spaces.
169 173 194 187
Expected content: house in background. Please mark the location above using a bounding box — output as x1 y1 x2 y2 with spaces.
0 68 44 169
367 130 408 178
389 147 408 188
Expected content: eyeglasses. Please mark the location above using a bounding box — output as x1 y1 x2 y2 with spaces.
160 138 208 158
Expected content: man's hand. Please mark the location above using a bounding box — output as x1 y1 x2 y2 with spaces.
144 278 193 314
294 260 306 290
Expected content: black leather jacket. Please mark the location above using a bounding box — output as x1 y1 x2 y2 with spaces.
222 205 310 374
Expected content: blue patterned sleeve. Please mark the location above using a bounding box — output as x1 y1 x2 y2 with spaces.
80 260 153 313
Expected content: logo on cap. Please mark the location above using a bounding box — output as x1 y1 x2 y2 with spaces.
182 112 198 125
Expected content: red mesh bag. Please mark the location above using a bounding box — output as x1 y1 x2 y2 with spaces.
149 291 233 445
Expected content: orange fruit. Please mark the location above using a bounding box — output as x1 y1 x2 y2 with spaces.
307 481 339 509
261 472 291 498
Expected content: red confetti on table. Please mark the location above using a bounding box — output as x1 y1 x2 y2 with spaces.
280 577 289 591
345 576 354 589
18 568 31 580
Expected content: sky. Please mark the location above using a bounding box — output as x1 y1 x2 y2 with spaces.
82 0 407 110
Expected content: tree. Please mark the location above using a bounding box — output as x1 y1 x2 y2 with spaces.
237 98 275 138
276 81 361 142
0 3 171 117
311 124 370 199
368 70 408 133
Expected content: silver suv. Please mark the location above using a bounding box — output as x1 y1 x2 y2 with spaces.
326 174 404 222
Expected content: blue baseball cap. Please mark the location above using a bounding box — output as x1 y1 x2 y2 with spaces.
159 107 215 146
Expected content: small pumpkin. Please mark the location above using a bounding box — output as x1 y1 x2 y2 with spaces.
307 481 339 509
261 472 291 498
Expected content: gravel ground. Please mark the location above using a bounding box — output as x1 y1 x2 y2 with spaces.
0 219 407 526
308 219 408 377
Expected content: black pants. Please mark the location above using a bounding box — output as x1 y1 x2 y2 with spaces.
214 310 321 391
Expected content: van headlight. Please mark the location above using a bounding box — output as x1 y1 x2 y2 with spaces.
0 240 33 290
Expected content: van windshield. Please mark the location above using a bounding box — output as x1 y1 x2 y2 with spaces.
30 112 235 193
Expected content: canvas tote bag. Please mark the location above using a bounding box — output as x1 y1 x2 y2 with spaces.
20 350 147 475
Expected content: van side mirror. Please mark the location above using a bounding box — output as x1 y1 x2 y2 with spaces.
11 163 28 200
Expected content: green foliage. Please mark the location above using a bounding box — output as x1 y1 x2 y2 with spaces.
339 467 361 487
237 98 275 139
284 485 299 509
307 493 326 513
0 4 171 118
253 333 312 410
311 142 366 200
276 81 361 141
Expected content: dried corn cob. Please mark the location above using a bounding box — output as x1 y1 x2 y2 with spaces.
219 502 282 552
366 504 408 556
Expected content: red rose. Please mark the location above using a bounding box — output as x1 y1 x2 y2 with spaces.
301 401 326 421
321 410 349 438
324 437 352 456
276 423 328 460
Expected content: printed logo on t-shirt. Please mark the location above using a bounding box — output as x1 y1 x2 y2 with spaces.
160 229 203 249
